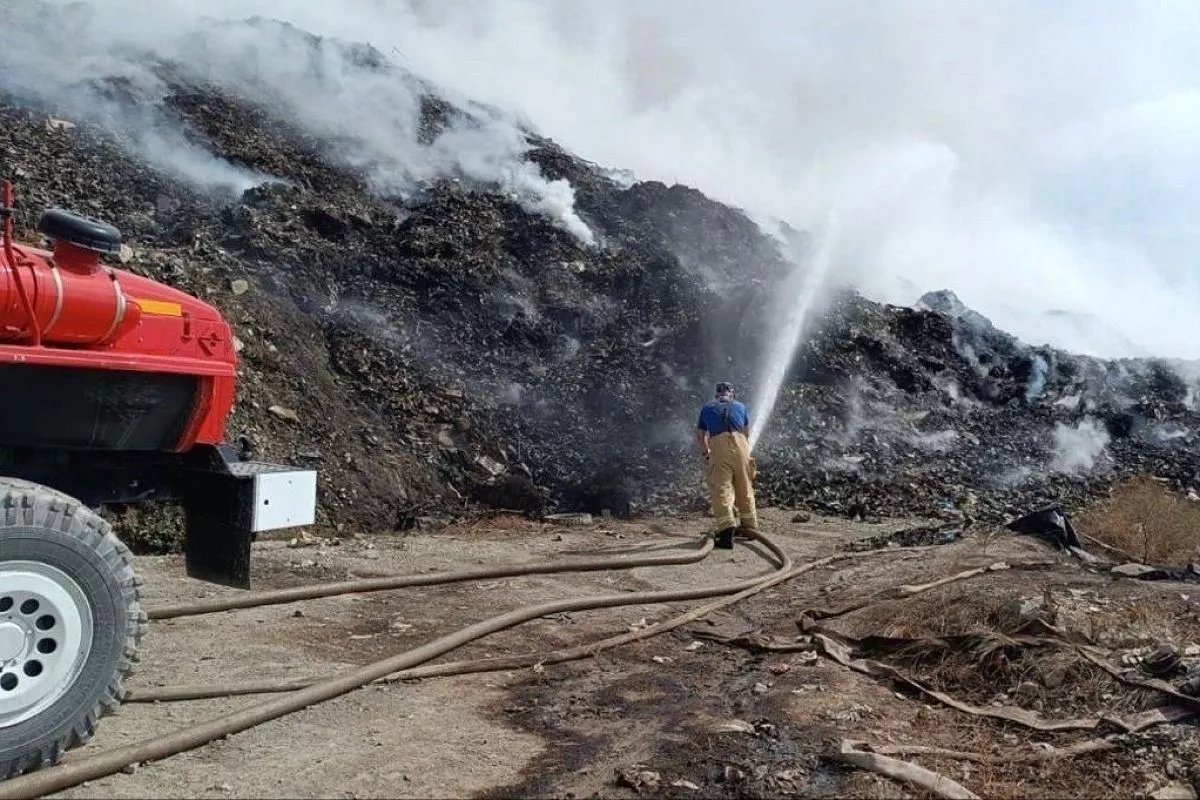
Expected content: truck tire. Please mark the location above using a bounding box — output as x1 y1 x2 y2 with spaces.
0 479 146 779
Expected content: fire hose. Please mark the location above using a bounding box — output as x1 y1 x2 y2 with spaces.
0 530 778 797
146 533 721 619
0 531 921 798
129 544 927 705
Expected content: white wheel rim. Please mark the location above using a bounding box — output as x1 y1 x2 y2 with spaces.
0 561 94 728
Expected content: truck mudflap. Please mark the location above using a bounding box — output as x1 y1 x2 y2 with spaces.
182 444 317 588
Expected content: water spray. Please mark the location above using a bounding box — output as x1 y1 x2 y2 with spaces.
749 211 841 452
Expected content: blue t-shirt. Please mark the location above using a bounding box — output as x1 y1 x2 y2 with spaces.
697 399 749 437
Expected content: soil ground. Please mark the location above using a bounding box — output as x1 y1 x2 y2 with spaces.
42 508 1200 800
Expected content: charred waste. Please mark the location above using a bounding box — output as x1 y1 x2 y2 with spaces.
2 8 1200 547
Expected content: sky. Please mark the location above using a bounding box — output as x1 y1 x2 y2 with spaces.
9 0 1200 359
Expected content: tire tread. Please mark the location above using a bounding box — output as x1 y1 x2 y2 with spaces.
0 478 145 780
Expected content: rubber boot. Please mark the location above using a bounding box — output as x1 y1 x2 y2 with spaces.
715 528 735 550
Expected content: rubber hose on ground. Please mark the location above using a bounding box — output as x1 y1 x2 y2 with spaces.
147 534 716 620
0 532 790 798
128 545 932 704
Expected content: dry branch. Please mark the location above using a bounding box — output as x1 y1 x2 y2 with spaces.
833 740 980 799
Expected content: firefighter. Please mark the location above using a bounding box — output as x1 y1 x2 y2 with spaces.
695 381 759 549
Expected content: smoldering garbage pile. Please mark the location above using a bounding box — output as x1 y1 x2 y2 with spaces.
2 8 1200 543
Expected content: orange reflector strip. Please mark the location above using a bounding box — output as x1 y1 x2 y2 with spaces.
135 299 184 317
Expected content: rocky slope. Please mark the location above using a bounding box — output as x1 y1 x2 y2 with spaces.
2 10 1199 547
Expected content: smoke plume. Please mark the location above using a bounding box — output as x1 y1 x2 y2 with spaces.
0 1 595 243
1050 418 1111 475
1025 354 1050 403
5 0 1200 360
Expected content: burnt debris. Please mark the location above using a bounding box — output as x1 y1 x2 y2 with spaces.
2 13 1200 541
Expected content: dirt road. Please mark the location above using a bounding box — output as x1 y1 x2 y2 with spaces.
43 509 1200 799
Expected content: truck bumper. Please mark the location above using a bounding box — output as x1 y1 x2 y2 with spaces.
183 448 318 588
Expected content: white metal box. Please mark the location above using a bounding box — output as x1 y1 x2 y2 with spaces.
230 461 318 532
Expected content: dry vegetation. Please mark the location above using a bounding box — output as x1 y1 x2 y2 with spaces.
826 581 1154 717
842 579 1037 640
1078 477 1200 565
856 720 1149 800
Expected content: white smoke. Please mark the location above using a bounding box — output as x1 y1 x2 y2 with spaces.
1050 418 1111 475
136 125 275 194
6 0 1200 359
826 381 968 456
993 465 1035 488
145 0 1199 360
0 24 272 194
908 429 961 453
1025 354 1050 403
1055 394 1083 411
0 1 595 243
1149 423 1191 444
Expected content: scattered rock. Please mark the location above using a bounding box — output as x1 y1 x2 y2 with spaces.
231 278 250 295
473 455 506 477
286 531 321 548
707 719 757 735
790 512 812 524
1112 563 1157 577
267 405 300 423
1150 783 1198 800
615 767 660 793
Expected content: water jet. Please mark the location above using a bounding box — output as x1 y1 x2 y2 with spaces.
749 211 841 452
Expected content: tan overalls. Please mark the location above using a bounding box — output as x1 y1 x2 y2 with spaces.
708 420 759 535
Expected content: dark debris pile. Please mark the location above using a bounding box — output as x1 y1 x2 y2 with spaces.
752 290 1200 523
3 15 1200 543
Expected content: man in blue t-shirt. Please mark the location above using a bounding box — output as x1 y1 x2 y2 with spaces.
695 381 759 549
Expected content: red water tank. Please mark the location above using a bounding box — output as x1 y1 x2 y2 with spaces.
0 209 142 345
0 198 240 450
